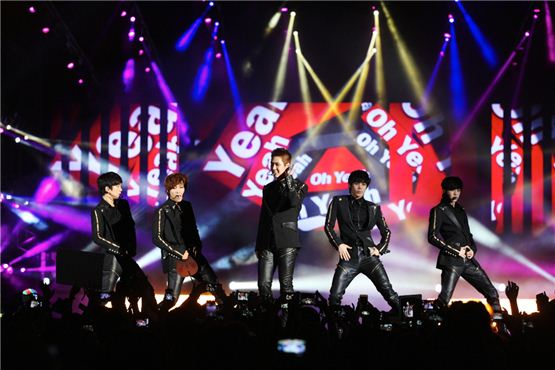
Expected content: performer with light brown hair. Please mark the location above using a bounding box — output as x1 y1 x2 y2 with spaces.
153 173 225 311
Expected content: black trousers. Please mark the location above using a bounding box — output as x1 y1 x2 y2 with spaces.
329 247 399 309
257 248 298 299
101 254 123 294
437 259 501 313
164 252 220 302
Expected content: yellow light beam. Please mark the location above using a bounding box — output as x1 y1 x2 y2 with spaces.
381 2 426 103
293 31 315 127
374 11 386 107
348 30 378 125
264 11 282 36
272 12 296 102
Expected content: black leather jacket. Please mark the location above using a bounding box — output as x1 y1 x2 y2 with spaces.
428 201 476 268
324 195 391 255
152 199 202 272
91 198 136 256
256 176 308 251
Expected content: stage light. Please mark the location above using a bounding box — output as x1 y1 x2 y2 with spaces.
449 21 467 122
205 17 212 24
6 195 12 200
215 21 219 26
372 47 377 53
533 8 540 13
42 27 50 34
215 52 221 58
440 51 445 57
130 16 136 23
525 31 530 37
0 127 3 134
374 10 379 16
24 201 29 205
121 11 127 17
20 268 26 273
534 14 538 20
28 7 36 14
2 264 8 269
139 49 144 55
192 45 215 102
176 17 203 51
382 1 426 103
281 7 288 13
546 1 555 63
293 30 298 36
15 137 21 143
498 283 506 292
78 78 84 84
145 67 151 73
139 36 144 42
7 267 13 274
123 58 135 92
209 1 214 6
290 11 296 17
67 62 74 69
220 39 225 44
272 9 296 101
448 14 454 23
6 125 11 130
128 28 135 41
444 33 451 39
374 5 386 106
14 204 20 209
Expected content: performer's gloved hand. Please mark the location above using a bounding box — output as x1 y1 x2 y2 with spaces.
285 175 294 191
181 250 189 260
458 246 468 259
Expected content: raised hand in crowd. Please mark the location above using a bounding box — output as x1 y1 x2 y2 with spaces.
505 280 520 317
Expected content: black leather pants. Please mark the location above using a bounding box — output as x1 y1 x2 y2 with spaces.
257 248 298 300
329 247 399 310
163 252 222 304
437 259 501 313
101 254 123 294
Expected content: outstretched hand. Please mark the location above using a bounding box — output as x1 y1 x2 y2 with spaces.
505 280 519 301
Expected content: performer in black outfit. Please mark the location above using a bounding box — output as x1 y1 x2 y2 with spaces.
428 176 502 319
325 170 400 312
153 173 225 311
256 148 308 303
91 172 158 318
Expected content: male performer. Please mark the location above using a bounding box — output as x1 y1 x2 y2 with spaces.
428 176 502 319
255 148 308 303
91 172 158 317
153 173 225 311
325 170 400 312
